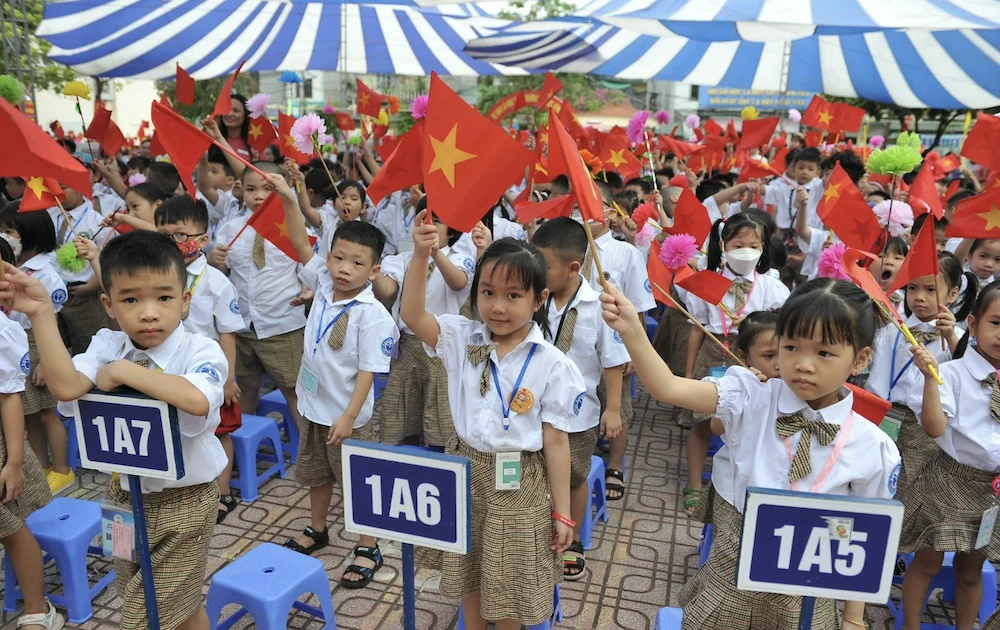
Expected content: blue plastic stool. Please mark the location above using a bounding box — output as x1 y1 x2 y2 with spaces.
697 523 713 568
231 414 287 501
655 607 684 629
3 498 115 624
206 542 336 629
707 434 724 458
886 552 997 629
580 455 609 550
456 585 562 629
61 417 81 471
256 389 298 464
645 314 658 341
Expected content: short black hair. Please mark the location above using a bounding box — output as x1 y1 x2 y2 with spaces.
415 196 461 247
126 182 170 205
947 189 975 209
206 147 235 178
793 147 822 167
146 162 181 197
99 230 187 292
828 151 865 185
624 178 651 196
594 179 613 206
604 171 624 190
550 175 570 197
243 160 282 181
696 180 725 202
0 201 57 255
337 179 366 201
778 278 885 352
613 190 639 215
736 310 778 357
304 170 332 197
784 148 800 169
531 217 587 264
127 156 151 172
330 221 384 265
154 196 210 233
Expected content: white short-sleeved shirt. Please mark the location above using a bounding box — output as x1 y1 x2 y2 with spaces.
12 253 66 329
907 348 1000 472
182 255 246 341
427 315 587 453
295 259 398 428
375 192 418 257
867 315 957 405
711 367 902 513
381 247 474 335
0 312 29 394
543 281 630 432
47 200 115 284
588 231 656 313
215 211 306 339
59 326 228 493
685 266 790 335
203 189 241 244
766 178 824 230
453 217 528 260
798 227 833 280
93 183 125 218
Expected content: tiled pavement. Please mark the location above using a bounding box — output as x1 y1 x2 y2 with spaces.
1 387 964 628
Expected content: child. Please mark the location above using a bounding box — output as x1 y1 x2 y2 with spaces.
100 183 167 234
905 282 1000 630
1 230 229 630
599 278 901 629
154 197 245 523
270 174 397 587
532 218 629 581
765 147 823 244
911 213 950 253
401 232 584 629
0 204 74 493
866 253 975 496
145 162 183 198
956 238 1000 288
374 199 481 449
196 148 240 242
869 237 910 312
681 212 790 516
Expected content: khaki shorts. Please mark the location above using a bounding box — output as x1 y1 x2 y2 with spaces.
294 419 377 487
236 326 304 388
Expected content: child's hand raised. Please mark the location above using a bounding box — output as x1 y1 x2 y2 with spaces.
264 173 294 201
74 237 99 262
412 212 438 259
910 345 939 379
934 304 957 339
201 118 224 142
600 283 642 342
0 263 56 317
471 221 492 255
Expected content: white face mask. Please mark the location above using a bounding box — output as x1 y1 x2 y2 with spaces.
0 233 21 259
724 247 762 276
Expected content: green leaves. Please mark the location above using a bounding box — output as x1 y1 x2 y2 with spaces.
0 76 25 105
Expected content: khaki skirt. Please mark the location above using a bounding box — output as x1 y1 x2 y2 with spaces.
889 403 939 498
378 333 454 448
0 433 52 539
21 329 58 416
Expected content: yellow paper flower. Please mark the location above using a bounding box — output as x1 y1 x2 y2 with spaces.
62 80 91 100
375 109 389 126
741 106 759 121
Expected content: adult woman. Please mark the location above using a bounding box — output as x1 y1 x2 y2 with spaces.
218 93 251 159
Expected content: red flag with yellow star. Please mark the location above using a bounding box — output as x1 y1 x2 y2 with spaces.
277 111 314 163
246 191 305 262
0 98 91 197
817 162 883 252
598 134 642 180
247 115 277 153
961 113 1000 173
150 99 213 198
802 95 835 130
536 72 564 111
356 79 386 118
422 73 532 232
547 114 605 223
946 188 1000 239
367 122 424 205
18 176 65 212
888 214 939 294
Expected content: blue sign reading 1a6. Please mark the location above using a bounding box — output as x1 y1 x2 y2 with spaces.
737 488 903 603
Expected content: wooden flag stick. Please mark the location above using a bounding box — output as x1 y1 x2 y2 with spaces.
873 300 943 385
652 282 747 368
55 199 83 242
580 219 610 293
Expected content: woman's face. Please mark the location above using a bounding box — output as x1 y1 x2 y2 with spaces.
223 101 245 128
263 146 278 162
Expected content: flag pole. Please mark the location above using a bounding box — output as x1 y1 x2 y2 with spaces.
581 219 610 294
871 299 943 385
55 199 83 241
652 282 747 368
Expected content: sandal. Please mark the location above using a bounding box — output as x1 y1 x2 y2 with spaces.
217 494 239 524
682 487 702 517
283 526 330 555
563 541 586 581
340 544 383 589
17 599 65 629
606 469 625 502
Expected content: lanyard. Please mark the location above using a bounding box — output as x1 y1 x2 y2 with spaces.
401 208 416 229
547 282 583 347
888 331 935 396
187 272 205 295
719 271 756 338
56 210 87 243
782 410 855 492
490 343 538 428
313 299 357 353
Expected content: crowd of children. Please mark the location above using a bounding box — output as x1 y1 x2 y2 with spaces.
0 91 999 630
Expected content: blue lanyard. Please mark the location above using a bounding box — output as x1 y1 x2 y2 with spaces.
888 331 933 395
489 343 538 428
56 210 86 243
401 209 416 229
313 299 357 354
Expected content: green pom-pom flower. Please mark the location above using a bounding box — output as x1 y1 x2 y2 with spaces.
866 145 923 177
346 135 362 147
896 130 921 152
0 76 25 106
56 241 88 273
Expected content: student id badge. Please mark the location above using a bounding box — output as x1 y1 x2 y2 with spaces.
495 452 522 491
299 360 320 397
976 506 999 550
824 516 854 541
101 501 138 562
880 406 906 442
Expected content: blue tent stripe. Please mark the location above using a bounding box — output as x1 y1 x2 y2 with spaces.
652 38 713 81
718 40 763 88
978 29 1000 51
497 32 600 67
421 13 498 75
716 0 765 22
357 5 392 73
43 0 199 55
468 31 568 55
587 32 651 75
934 31 1000 99
837 35 894 105
882 31 964 109
786 37 824 93
810 0 875 29
304 6 340 70
254 5 303 68
395 11 448 75
669 23 742 41
176 0 264 75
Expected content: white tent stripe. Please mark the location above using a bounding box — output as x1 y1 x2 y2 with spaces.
815 35 860 99
196 2 283 78
278 3 321 70
758 0 812 25
376 6 423 76
750 40 789 90
965 30 1000 66
908 31 996 106
342 4 368 73
863 32 927 109
243 4 291 70
683 41 741 86
36 0 143 38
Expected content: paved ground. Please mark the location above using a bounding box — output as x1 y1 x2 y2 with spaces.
0 387 964 628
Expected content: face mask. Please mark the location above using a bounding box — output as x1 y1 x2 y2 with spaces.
176 239 201 259
0 233 21 258
724 247 762 276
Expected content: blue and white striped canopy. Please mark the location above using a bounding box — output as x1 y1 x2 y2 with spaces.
37 0 524 78
465 20 1000 108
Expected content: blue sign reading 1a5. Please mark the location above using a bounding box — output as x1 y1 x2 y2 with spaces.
737 487 903 603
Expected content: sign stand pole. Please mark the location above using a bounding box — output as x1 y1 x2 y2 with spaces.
402 542 416 630
798 596 815 630
127 475 161 630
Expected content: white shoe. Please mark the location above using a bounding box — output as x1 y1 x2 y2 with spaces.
17 600 65 629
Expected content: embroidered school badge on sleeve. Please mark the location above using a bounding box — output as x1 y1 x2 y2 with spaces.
381 337 394 357
613 331 624 344
573 392 585 416
194 362 221 383
19 353 30 375
51 288 68 306
888 463 901 497
229 299 240 315
463 258 475 272
644 278 652 293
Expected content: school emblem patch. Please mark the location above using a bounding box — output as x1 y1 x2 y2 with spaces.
51 288 68 306
644 278 652 293
463 258 475 272
573 392 585 416
613 331 624 344
381 337 394 357
229 299 240 315
888 463 901 497
19 353 30 375
195 362 221 383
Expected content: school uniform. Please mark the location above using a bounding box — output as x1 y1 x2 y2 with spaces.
60 325 227 630
866 316 953 495
203 189 240 245
543 280 630 487
427 315 586 625
899 348 1000 556
92 182 125 217
378 248 474 446
293 257 397 487
217 210 307 388
766 177 824 231
0 312 51 539
797 227 834 280
680 366 901 630
12 253 67 415
374 192 417 257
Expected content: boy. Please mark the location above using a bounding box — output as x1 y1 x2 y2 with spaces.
2 231 228 630
146 162 183 198
196 148 240 243
209 162 307 436
765 147 823 238
155 197 246 523
532 217 628 581
271 172 398 588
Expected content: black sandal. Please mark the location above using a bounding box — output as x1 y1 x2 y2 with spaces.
217 495 239 524
606 469 626 501
283 526 330 555
340 544 383 589
563 541 586 581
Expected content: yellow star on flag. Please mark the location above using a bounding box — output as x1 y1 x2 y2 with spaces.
978 205 1000 231
276 219 289 239
283 134 296 148
818 110 833 127
428 124 477 188
249 123 263 141
539 131 549 144
607 149 628 168
26 176 50 199
359 92 370 108
993 178 1000 188
823 182 841 203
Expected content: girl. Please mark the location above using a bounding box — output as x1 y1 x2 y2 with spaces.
600 278 901 630
956 238 1000 288
905 282 1000 630
0 237 64 630
218 93 251 160
866 252 975 496
869 237 910 314
315 180 367 257
400 231 582 629
682 212 789 516
0 203 73 494
100 182 167 234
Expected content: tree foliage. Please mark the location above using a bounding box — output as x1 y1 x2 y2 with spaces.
155 75 259 122
496 0 577 21
1 0 75 92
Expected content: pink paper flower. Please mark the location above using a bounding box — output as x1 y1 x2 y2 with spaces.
323 105 336 115
659 233 698 271
872 199 914 237
869 135 885 148
635 223 655 247
410 95 429 120
788 108 802 122
290 113 327 155
684 113 700 130
817 242 850 281
127 173 146 186
654 110 671 125
627 110 650 145
246 93 271 119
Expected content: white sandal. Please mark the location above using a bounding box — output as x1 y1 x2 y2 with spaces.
17 600 65 629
